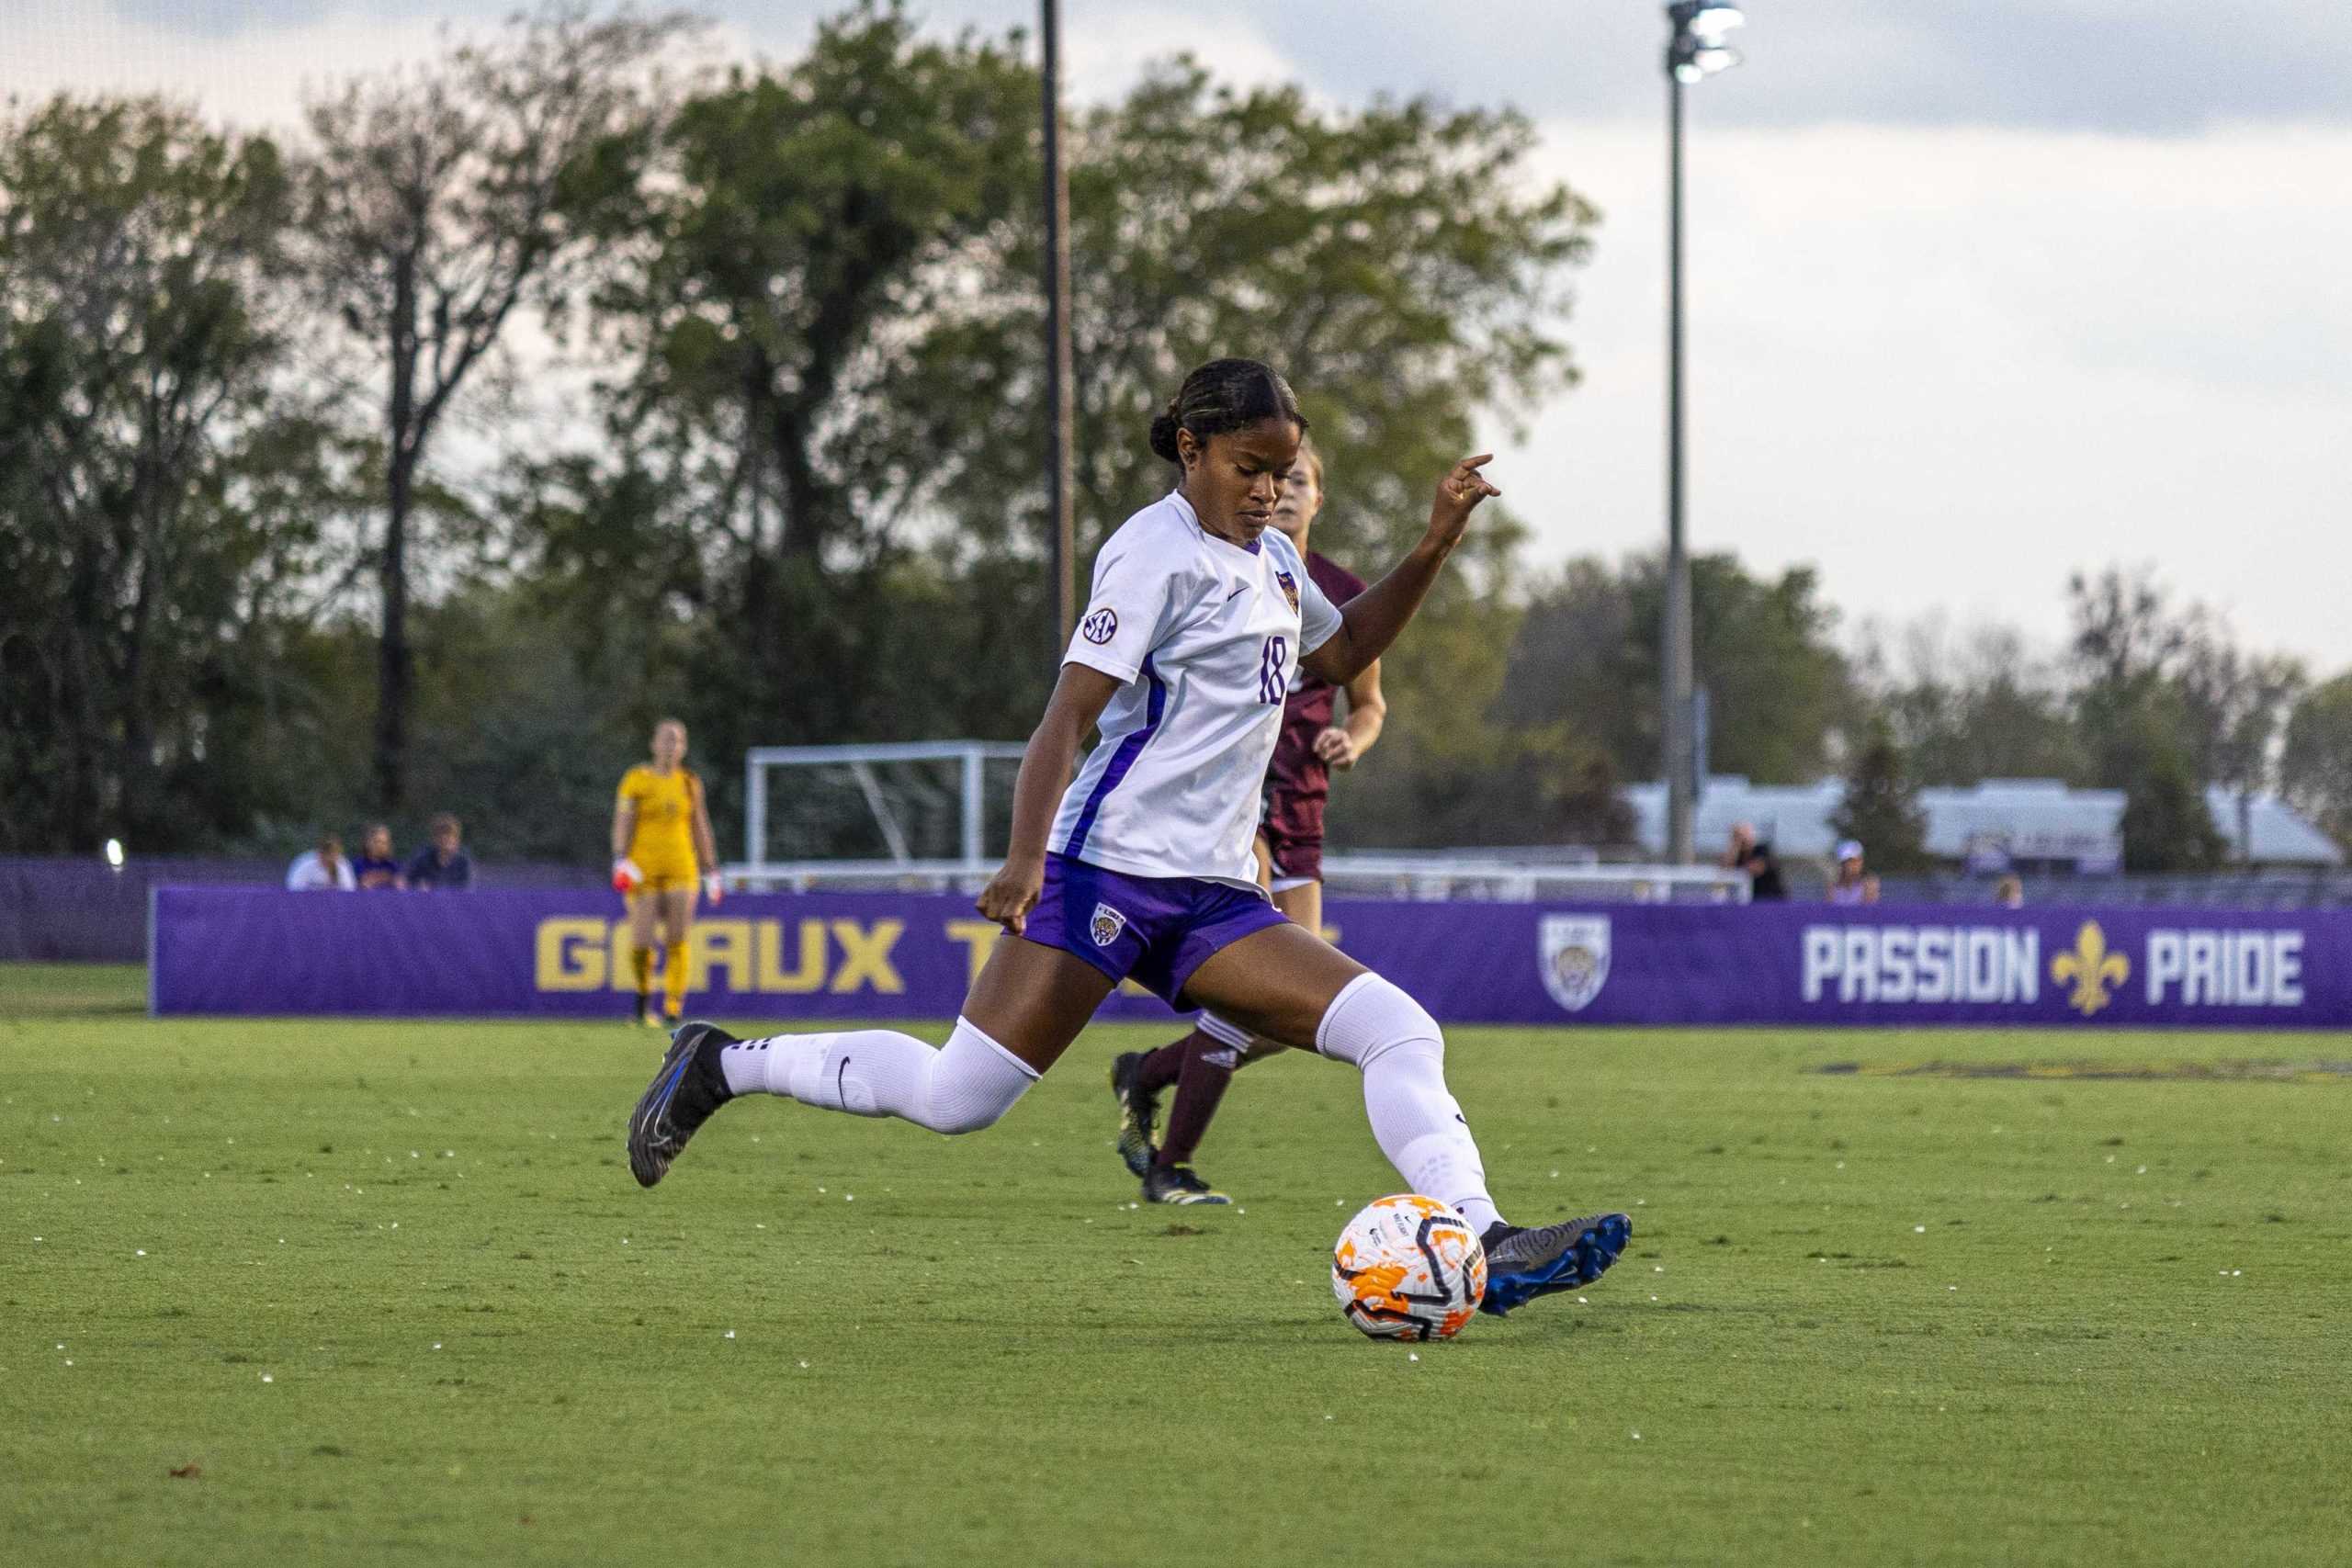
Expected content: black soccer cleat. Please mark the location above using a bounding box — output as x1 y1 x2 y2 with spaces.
1110 1051 1160 1179
627 1021 738 1188
1141 1164 1232 1205
1477 1212 1633 1316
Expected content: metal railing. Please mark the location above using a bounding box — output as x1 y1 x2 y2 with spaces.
722 853 1749 903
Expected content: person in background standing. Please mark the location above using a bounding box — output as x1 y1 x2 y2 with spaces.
404 814 473 890
613 720 722 1028
1995 874 2025 908
1828 840 1877 906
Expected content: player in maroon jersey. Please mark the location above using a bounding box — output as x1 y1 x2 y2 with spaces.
1109 435 1388 1203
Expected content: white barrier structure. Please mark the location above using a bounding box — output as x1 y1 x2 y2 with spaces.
731 741 1747 902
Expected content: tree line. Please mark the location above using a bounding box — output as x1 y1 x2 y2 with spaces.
5 3 2345 872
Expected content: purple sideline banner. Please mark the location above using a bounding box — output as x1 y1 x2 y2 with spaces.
150 886 2346 1029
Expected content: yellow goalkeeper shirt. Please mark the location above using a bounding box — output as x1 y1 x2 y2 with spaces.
618 765 701 878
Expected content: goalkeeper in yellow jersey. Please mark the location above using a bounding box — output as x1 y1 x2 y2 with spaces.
611 718 723 1027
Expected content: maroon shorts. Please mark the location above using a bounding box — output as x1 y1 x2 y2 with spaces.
1260 788 1328 885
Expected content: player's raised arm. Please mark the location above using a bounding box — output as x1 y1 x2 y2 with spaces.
1299 455 1499 684
976 662 1125 934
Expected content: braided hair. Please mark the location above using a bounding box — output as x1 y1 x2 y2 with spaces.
1148 358 1307 465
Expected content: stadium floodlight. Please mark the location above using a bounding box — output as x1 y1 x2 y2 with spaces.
1659 1 1746 864
103 838 125 871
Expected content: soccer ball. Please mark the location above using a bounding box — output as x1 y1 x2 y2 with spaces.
1331 1194 1487 1341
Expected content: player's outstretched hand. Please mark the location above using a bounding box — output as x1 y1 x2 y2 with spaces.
1425 454 1500 551
977 858 1045 936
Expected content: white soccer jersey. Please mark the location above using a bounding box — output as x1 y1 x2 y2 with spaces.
1053 491 1347 886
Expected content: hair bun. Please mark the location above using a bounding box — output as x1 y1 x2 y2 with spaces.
1148 411 1182 463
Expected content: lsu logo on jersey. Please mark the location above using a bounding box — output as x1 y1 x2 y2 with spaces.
1080 606 1118 644
1090 902 1128 947
1539 915 1611 1013
1274 570 1299 614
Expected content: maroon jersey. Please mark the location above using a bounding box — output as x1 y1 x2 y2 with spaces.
1264 550 1366 811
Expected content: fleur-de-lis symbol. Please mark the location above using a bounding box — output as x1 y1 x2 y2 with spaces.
2051 920 2130 1017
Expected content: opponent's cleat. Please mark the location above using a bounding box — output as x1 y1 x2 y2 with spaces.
632 996 654 1027
627 1021 738 1188
1141 1164 1231 1205
1476 1212 1632 1316
1110 1051 1160 1178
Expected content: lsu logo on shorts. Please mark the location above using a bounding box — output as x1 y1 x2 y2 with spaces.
1080 606 1118 645
1090 902 1128 947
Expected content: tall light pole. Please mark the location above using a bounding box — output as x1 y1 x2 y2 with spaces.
1661 1 1743 864
1041 0 1077 654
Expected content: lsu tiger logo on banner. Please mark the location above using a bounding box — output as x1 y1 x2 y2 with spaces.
1539 915 1611 1013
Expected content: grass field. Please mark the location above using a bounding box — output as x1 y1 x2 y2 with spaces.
6 963 2349 1566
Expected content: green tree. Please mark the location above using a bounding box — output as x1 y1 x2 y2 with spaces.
1830 717 1930 874
1498 552 1857 787
2279 672 2352 853
2174 636 2303 864
297 2 694 811
2065 568 2223 871
1861 620 2086 786
531 3 1044 795
526 5 1596 845
0 95 342 852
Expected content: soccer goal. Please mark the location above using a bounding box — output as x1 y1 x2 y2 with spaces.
732 741 1026 891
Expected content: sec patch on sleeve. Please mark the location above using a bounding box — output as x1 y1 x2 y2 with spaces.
1080 606 1119 644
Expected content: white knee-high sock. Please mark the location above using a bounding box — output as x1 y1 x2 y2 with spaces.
718 1018 1037 1135
1316 973 1503 1235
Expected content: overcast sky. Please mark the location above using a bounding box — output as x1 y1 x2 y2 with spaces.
10 2 2350 672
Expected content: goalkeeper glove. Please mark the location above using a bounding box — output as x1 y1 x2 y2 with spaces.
612 858 643 894
702 872 723 905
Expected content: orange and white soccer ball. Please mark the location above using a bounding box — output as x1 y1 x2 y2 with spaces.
1331 1194 1487 1341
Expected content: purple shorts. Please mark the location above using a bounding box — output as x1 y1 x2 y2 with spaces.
1023 852 1288 1007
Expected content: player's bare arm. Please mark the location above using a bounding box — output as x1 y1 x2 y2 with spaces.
689 775 723 904
1301 455 1498 685
1316 659 1386 770
977 662 1123 935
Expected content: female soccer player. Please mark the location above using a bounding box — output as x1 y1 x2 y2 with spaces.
611 718 723 1027
1109 434 1387 1204
627 359 1627 1316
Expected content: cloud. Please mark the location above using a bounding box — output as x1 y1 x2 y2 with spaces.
5 5 458 128
48 2 2352 132
1242 1 2352 134
1496 118 2352 669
